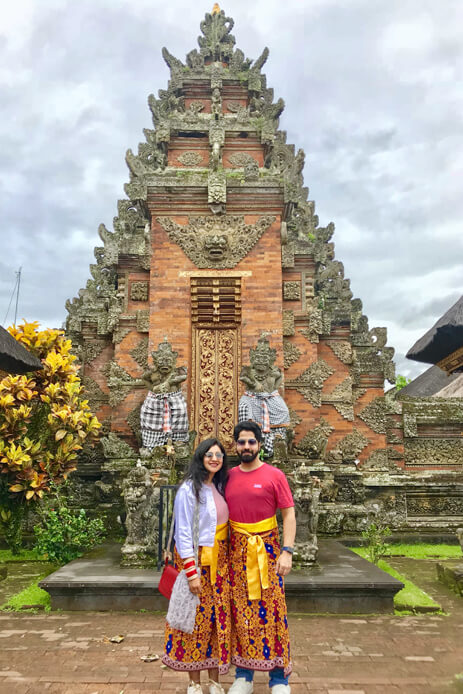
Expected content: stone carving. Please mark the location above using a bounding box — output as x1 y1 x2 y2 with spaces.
403 413 418 438
406 492 463 517
292 359 334 408
130 281 149 302
225 101 249 121
404 439 463 467
239 334 290 456
136 309 150 333
326 340 352 365
104 361 141 407
326 428 369 464
456 528 463 552
281 243 295 269
209 123 225 171
177 151 204 167
283 281 301 301
121 462 157 566
299 307 328 343
101 432 137 460
156 215 275 269
82 376 108 410
113 328 131 345
127 403 142 444
130 337 149 370
282 309 295 337
283 340 301 369
140 339 189 450
243 159 259 181
324 377 354 422
208 171 227 211
211 87 222 118
352 325 396 385
362 448 401 473
296 418 334 459
358 397 386 434
77 340 107 365
197 7 235 62
293 464 321 565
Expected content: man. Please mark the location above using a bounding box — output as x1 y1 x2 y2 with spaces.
225 421 296 694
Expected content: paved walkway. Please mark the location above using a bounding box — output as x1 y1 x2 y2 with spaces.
0 558 461 694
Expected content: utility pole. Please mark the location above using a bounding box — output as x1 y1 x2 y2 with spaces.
14 267 22 326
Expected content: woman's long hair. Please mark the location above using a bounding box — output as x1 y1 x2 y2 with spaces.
184 438 228 501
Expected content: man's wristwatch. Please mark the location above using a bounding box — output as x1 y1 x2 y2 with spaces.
281 546 294 554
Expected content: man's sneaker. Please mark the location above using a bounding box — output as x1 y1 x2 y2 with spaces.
228 678 254 694
208 679 225 694
270 685 291 694
187 682 203 694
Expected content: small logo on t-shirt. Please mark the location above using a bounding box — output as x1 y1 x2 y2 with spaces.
253 484 262 488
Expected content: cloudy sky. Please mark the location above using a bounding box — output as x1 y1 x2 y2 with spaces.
1 0 462 380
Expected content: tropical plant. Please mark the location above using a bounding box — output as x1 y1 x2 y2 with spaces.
0 321 100 552
361 520 392 565
395 374 411 391
34 505 106 564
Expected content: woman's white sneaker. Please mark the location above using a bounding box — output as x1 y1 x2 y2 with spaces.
187 682 203 694
208 679 225 694
270 685 291 693
227 678 254 694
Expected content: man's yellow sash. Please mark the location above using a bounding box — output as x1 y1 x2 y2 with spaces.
230 516 277 601
201 521 228 584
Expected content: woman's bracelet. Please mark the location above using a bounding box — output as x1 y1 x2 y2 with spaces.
186 571 199 581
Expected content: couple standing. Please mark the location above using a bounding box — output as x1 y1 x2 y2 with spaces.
162 420 296 694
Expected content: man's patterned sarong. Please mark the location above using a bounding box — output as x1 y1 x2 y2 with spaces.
140 390 189 449
229 525 292 677
162 530 230 674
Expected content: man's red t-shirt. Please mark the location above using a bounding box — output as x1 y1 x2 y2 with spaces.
225 463 294 524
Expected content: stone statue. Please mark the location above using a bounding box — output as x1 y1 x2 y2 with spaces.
121 461 157 566
239 334 290 456
292 464 321 565
140 339 189 450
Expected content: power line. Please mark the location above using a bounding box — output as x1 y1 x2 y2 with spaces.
2 268 21 327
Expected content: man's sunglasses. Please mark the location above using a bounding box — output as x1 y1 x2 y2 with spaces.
237 438 258 446
204 451 224 460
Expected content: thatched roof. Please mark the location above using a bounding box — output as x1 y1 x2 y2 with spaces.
406 295 463 365
433 373 463 398
0 326 43 375
398 364 460 397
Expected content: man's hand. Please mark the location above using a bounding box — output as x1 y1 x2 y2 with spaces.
188 575 201 595
276 550 292 577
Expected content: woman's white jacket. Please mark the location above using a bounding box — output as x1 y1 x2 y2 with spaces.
173 480 218 559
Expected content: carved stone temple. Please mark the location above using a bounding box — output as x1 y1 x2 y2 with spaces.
66 7 463 548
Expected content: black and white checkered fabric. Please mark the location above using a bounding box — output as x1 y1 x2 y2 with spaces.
140 390 189 450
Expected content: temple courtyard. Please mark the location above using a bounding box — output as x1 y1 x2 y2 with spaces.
0 558 462 694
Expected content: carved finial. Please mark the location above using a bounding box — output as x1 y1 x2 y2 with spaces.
212 3 220 14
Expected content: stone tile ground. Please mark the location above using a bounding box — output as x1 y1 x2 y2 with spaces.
0 558 461 693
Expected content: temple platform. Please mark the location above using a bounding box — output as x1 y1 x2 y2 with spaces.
39 540 403 613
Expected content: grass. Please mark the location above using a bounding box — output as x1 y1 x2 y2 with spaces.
1 580 51 612
351 547 442 613
0 548 47 562
352 543 461 561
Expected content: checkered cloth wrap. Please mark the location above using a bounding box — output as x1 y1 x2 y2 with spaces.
140 390 189 450
238 391 290 456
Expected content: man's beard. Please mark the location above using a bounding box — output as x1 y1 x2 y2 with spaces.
238 449 260 464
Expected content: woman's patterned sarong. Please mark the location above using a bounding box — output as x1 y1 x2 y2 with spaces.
229 525 292 677
162 528 230 674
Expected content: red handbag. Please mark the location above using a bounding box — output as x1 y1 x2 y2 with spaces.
158 560 179 599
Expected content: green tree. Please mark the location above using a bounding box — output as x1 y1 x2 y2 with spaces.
0 321 100 552
395 374 411 391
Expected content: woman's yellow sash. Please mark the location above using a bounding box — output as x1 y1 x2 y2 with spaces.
201 521 228 584
230 516 277 600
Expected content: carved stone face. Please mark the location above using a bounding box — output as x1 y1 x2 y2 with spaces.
155 352 174 374
203 233 229 261
252 351 271 374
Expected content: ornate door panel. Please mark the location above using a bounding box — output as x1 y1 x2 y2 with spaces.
192 328 239 451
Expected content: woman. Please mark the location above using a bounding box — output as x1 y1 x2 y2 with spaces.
162 438 230 694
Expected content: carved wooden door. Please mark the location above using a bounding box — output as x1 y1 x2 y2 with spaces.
192 328 239 452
